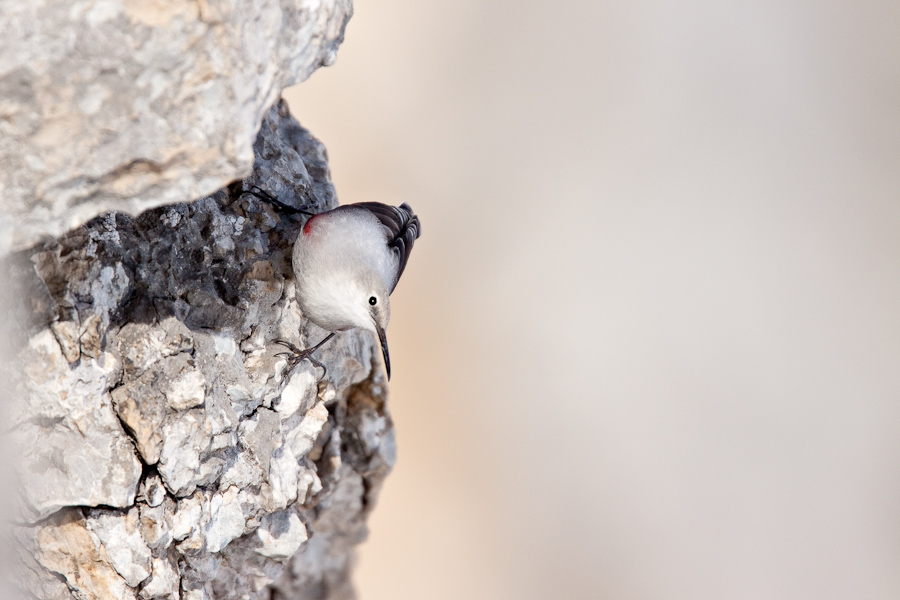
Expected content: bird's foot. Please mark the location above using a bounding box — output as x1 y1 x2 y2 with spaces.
274 339 328 380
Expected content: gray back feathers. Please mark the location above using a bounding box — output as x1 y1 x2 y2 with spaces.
337 202 421 293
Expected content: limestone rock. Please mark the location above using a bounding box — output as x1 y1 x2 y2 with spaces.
139 555 181 600
12 331 142 522
0 0 354 254
204 486 247 554
256 509 309 559
87 507 153 587
36 510 137 600
5 102 397 599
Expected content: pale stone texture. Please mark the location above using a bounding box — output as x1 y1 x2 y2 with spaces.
256 509 309 559
87 508 153 587
36 510 138 600
140 555 181 600
5 102 397 599
11 332 142 521
0 0 353 254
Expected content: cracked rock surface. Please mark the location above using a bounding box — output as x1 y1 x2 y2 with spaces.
3 101 396 600
0 0 353 254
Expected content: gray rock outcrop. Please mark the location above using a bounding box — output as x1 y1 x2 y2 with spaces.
3 101 397 599
0 0 352 254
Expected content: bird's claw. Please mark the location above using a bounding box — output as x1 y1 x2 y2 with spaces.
274 339 303 355
274 340 328 381
242 186 316 215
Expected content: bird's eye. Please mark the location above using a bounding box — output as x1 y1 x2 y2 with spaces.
369 296 377 306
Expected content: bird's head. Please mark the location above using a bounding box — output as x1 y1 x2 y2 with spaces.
340 274 393 380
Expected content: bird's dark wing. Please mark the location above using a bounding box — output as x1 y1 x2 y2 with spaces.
350 202 421 292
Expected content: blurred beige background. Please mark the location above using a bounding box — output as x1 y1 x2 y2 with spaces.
284 1 900 598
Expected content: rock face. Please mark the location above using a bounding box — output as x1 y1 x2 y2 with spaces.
3 101 396 600
0 0 353 254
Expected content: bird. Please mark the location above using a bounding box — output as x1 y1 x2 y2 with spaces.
243 187 421 380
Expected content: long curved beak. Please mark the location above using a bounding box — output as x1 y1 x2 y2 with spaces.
376 325 391 380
